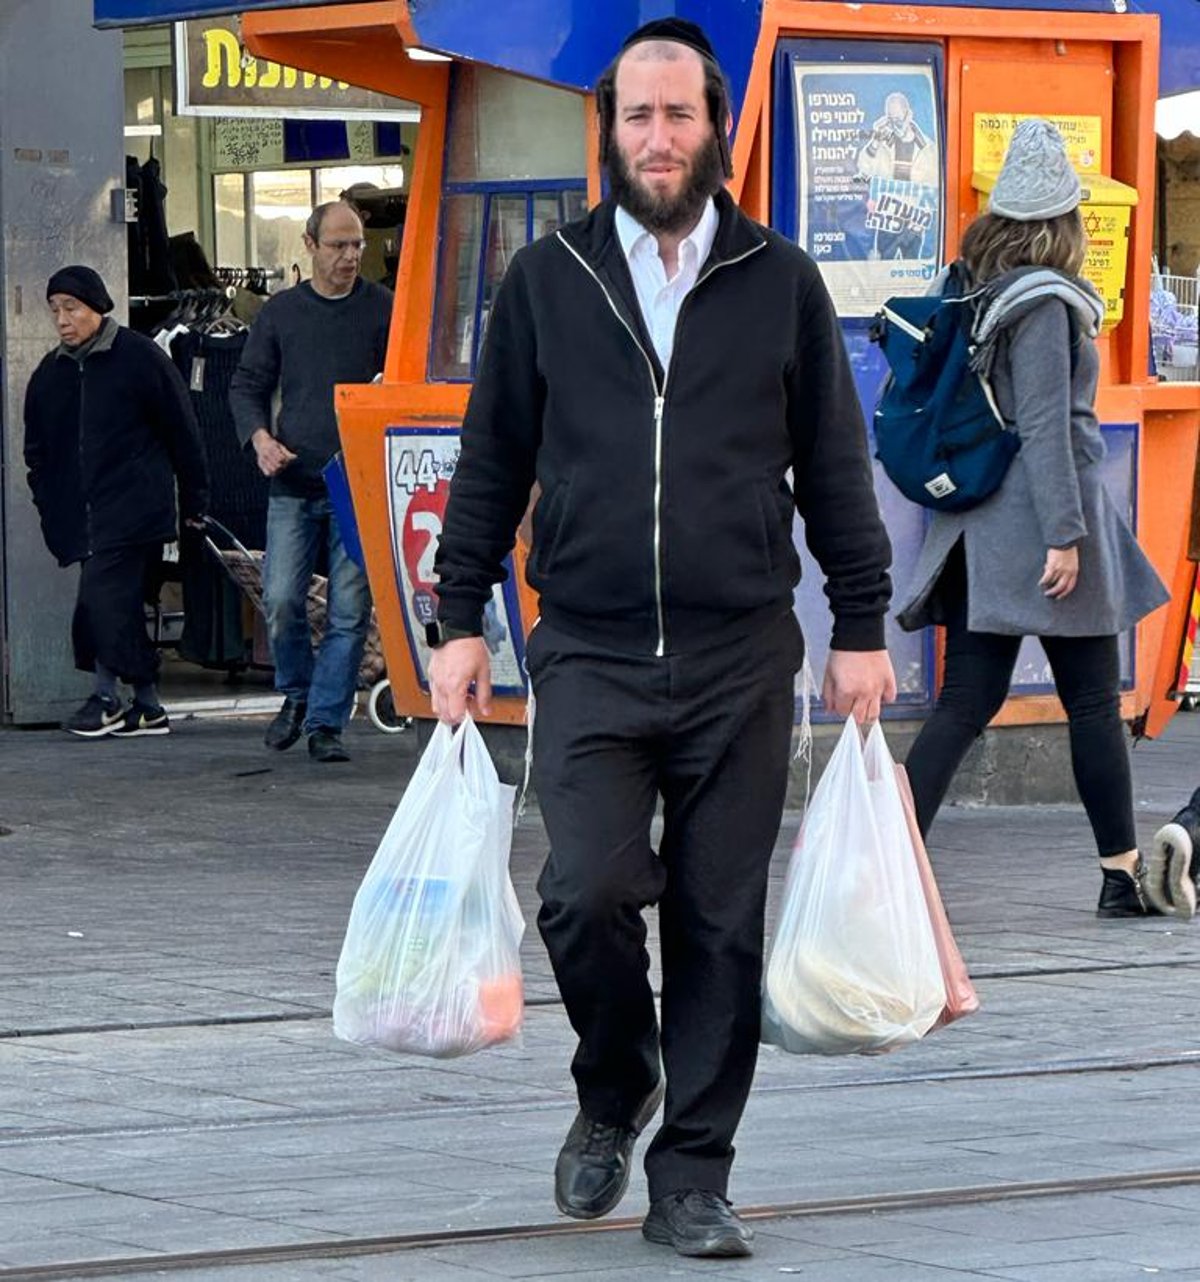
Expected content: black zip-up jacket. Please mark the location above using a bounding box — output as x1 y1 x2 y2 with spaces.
434 190 892 655
24 323 209 567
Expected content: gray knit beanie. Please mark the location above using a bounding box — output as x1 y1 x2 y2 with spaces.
988 119 1081 221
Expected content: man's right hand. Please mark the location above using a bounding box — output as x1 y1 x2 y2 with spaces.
251 428 297 478
429 637 493 724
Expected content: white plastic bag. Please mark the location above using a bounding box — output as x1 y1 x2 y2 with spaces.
762 718 946 1056
333 717 525 1057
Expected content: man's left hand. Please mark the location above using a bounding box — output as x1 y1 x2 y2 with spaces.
822 649 897 724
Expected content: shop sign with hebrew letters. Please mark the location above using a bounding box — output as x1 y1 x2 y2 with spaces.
174 17 418 120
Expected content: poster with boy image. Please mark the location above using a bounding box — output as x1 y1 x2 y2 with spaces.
794 62 942 316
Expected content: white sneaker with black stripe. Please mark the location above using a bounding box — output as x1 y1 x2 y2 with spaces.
110 701 170 737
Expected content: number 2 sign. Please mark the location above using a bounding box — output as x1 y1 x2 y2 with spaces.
385 427 527 695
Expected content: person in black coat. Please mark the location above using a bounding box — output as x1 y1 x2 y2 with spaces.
24 266 209 738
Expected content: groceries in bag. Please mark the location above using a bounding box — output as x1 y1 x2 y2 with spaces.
894 763 980 1028
333 717 525 1057
762 718 947 1055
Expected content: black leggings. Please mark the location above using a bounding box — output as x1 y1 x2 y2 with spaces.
905 547 1136 858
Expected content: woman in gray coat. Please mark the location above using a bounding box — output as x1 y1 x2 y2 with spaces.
898 120 1170 918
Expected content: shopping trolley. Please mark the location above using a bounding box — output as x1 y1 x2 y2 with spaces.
201 516 410 734
1150 268 1200 382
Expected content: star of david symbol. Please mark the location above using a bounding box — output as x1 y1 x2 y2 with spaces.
1083 211 1103 237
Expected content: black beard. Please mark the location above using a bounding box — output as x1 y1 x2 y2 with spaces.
607 134 724 235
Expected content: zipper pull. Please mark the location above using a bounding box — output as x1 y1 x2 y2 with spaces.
654 394 664 427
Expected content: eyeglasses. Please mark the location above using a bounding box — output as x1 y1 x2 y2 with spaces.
319 239 367 254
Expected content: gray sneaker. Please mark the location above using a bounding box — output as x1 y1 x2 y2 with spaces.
1147 787 1200 920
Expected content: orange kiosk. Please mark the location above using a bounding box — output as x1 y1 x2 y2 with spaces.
244 0 1199 740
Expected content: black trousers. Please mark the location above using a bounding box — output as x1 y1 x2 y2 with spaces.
72 543 162 686
529 611 802 1201
905 545 1135 857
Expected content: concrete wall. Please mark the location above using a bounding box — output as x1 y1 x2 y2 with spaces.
0 0 127 723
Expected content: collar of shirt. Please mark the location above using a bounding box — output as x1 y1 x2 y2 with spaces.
614 197 718 283
614 197 718 370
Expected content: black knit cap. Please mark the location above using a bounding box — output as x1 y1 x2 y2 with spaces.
602 16 734 180
46 265 114 315
620 17 719 63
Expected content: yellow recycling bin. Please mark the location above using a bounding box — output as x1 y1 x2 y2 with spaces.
972 170 1138 327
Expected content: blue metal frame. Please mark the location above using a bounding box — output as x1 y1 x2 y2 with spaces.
771 37 946 248
431 181 587 383
95 0 361 22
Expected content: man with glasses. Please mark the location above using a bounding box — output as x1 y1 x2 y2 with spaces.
230 200 392 762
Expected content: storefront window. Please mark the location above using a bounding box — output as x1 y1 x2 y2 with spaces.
430 187 587 382
317 164 406 204
431 194 485 380
250 170 311 279
212 162 410 279
445 65 586 182
479 196 528 351
213 172 247 269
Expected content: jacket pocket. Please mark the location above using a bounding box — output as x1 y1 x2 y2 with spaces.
531 472 576 579
757 478 792 574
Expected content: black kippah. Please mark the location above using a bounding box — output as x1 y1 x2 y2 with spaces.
620 17 718 64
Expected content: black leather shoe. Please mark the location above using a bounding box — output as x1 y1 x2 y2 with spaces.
642 1189 754 1258
554 1077 664 1220
307 728 350 763
264 699 306 751
1097 860 1169 918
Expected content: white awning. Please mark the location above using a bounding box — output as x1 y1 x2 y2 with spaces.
1157 91 1200 139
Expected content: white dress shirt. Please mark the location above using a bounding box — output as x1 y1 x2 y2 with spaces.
614 197 718 374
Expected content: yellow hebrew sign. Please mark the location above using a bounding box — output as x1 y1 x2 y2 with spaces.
175 17 419 120
973 113 1103 175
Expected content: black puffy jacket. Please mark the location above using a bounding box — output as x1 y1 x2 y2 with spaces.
24 322 209 567
434 190 892 656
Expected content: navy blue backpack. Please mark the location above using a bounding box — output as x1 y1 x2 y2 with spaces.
870 263 1017 513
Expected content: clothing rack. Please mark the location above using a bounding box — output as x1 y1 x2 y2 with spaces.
130 285 236 307
214 266 283 292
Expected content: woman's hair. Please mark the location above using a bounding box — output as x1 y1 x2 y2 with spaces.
960 207 1087 281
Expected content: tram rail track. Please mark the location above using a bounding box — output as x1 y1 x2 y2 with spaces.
2 1045 1199 1150
3 954 1198 1043
5 1164 1200 1279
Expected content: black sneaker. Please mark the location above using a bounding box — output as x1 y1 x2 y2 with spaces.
642 1189 755 1258
307 727 349 763
554 1077 664 1219
1097 859 1170 918
1147 787 1200 920
264 698 306 751
109 701 170 737
63 694 124 738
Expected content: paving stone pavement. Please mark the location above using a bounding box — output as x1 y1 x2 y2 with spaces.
1 708 1199 1280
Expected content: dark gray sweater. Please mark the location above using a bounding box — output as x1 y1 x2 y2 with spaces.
229 278 392 495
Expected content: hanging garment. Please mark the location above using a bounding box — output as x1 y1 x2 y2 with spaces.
171 328 269 667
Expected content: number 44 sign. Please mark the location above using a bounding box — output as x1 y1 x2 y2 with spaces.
384 427 527 695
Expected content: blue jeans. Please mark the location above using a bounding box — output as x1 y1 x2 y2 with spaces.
263 491 371 733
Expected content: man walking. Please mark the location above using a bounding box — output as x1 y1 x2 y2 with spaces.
230 201 391 762
428 20 895 1258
